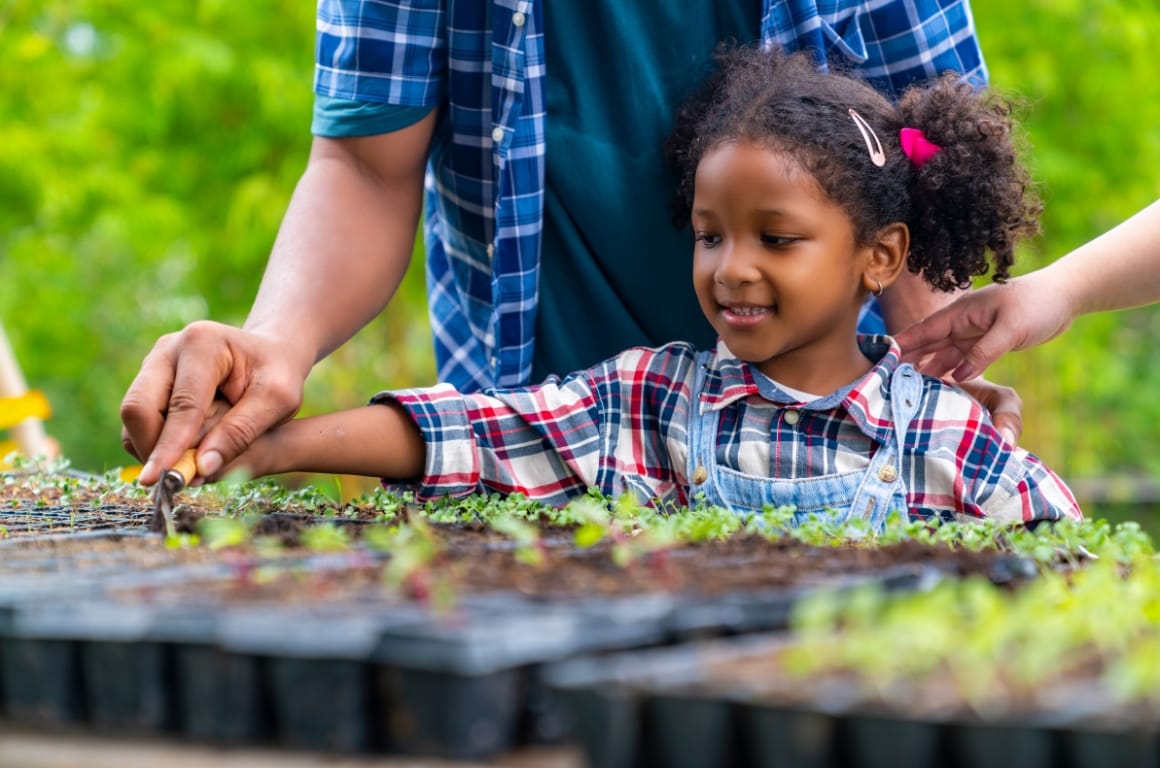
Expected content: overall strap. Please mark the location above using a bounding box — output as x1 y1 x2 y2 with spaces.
850 363 924 527
685 350 720 506
889 364 924 467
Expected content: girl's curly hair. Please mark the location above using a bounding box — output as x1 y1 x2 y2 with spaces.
665 44 1042 291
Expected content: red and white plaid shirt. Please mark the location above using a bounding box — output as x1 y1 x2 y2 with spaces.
381 336 1081 524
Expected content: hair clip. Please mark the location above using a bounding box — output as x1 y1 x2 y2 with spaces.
848 109 885 167
899 127 942 169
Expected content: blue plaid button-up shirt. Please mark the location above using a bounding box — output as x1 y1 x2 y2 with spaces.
315 0 988 392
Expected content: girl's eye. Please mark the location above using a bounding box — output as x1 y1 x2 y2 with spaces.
694 233 721 247
761 234 796 246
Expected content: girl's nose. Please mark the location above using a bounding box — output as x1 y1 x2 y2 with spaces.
715 243 761 287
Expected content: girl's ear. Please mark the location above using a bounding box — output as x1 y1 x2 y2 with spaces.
862 222 909 294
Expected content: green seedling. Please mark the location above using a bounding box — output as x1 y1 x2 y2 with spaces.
299 521 352 552
489 512 545 567
566 494 613 548
197 514 256 550
379 515 447 607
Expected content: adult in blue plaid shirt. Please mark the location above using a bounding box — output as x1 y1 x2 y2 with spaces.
123 0 1025 488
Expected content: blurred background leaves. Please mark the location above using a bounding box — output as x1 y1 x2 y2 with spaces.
1 1 1158 511
0 0 432 483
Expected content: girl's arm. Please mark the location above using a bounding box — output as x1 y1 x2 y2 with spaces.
231 402 426 480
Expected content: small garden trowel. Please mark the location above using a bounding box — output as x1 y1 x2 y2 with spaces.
150 448 198 538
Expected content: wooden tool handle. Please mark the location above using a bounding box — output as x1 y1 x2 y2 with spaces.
168 448 199 489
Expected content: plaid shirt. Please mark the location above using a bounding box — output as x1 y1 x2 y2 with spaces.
381 337 1082 525
315 0 988 392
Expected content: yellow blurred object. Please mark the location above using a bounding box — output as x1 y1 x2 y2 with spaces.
0 391 52 429
119 465 144 484
0 321 55 460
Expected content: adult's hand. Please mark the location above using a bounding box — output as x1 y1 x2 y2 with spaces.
120 321 313 487
896 276 1074 383
123 114 438 487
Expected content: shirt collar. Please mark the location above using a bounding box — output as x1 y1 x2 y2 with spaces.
699 335 903 444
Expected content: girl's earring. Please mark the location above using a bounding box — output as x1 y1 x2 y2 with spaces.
873 279 884 297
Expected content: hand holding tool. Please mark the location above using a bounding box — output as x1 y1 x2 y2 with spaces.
150 448 198 537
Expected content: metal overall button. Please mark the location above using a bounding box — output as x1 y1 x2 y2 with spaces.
691 466 708 484
878 464 898 483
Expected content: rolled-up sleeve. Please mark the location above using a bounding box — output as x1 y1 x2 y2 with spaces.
373 345 698 506
376 376 606 504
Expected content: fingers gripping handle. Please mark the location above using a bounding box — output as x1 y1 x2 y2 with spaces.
151 448 197 538
164 448 199 491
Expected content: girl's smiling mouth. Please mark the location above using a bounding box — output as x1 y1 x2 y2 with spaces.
720 303 774 326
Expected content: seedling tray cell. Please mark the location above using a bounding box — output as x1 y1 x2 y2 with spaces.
841 712 943 768
377 664 523 760
80 640 174 733
0 637 84 725
945 721 1055 768
1064 727 1159 768
172 644 268 744
135 599 246 742
211 604 428 752
642 693 740 768
8 600 172 734
552 684 641 768
740 703 835 768
267 657 377 752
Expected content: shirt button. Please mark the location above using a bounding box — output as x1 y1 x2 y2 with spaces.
691 466 708 485
878 465 898 483
512 11 526 27
491 126 504 143
486 243 495 259
783 410 800 426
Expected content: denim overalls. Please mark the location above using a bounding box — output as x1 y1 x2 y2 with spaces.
685 351 923 532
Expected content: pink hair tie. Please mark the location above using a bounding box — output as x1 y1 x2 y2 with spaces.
899 127 942 169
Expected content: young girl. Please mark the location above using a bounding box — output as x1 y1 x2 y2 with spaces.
224 46 1081 528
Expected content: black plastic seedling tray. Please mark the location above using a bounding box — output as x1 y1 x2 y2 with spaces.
0 502 1052 762
544 633 1160 768
0 560 941 760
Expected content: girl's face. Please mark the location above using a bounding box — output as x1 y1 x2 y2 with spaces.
691 140 876 393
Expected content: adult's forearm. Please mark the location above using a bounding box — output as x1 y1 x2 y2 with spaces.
1047 199 1160 317
245 117 436 370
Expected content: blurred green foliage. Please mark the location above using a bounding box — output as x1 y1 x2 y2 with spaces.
973 0 1160 481
1 2 1158 500
0 0 432 475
